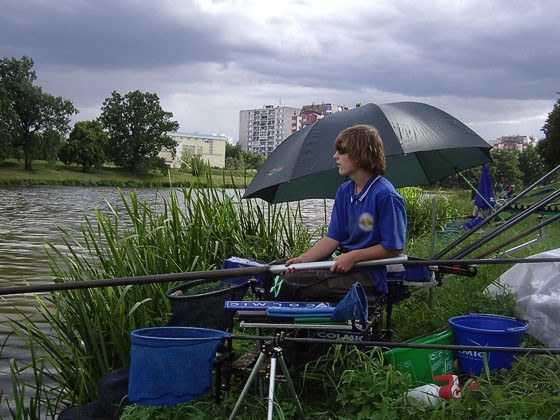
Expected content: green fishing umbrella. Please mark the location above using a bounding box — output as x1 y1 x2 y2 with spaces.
243 102 492 203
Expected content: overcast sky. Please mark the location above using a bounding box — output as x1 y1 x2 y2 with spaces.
2 0 559 143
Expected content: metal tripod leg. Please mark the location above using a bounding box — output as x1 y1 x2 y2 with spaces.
274 349 304 419
229 342 304 420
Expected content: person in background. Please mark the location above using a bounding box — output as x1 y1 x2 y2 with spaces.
268 124 407 302
506 184 515 198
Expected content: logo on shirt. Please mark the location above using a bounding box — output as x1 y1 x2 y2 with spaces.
359 212 374 232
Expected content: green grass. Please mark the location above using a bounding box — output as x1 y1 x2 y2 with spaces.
0 159 253 188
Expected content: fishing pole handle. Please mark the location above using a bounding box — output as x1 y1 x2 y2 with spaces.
267 255 409 274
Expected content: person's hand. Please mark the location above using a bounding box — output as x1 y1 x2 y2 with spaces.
330 253 357 273
284 256 304 274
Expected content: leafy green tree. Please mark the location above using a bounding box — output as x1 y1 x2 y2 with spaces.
538 95 560 171
100 90 179 172
34 129 63 165
0 84 16 162
488 149 523 190
59 120 108 171
0 132 14 164
225 142 266 170
518 145 546 187
0 56 77 170
225 142 244 169
242 149 266 169
226 142 242 160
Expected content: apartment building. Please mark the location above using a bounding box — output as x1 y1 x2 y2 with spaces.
159 131 229 168
300 103 349 128
492 135 539 152
238 105 301 156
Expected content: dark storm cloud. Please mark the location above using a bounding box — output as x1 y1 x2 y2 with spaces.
0 0 558 140
238 1 559 102
0 0 270 70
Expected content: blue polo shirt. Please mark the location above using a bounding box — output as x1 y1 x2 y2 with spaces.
326 175 407 294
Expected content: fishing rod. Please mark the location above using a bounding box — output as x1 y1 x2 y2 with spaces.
449 188 560 260
473 213 560 259
0 256 405 296
234 334 560 355
435 165 560 259
2 255 560 296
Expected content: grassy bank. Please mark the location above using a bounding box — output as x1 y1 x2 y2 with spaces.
0 159 254 188
5 177 560 418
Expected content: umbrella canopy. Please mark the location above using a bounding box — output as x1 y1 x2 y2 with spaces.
474 164 497 211
243 102 493 203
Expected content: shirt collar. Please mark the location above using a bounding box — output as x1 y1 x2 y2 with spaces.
351 175 381 203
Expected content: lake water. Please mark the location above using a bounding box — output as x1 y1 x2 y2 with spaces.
0 185 332 417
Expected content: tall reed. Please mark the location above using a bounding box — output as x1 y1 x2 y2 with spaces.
7 178 314 415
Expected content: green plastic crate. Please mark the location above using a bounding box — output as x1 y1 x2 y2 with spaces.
384 329 455 386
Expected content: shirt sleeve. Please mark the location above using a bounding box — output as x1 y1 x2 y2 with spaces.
326 188 347 242
378 191 407 250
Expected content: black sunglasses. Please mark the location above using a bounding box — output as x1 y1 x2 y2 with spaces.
335 145 347 154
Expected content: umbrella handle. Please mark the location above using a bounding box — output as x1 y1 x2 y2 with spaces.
267 255 409 274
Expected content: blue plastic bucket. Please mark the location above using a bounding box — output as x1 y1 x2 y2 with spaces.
129 327 230 406
448 314 528 375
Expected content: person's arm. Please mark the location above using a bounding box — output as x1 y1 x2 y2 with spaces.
284 236 340 273
330 244 403 273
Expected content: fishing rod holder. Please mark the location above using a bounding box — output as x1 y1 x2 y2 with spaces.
229 334 304 420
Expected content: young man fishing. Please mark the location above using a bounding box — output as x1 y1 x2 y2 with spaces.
269 124 407 302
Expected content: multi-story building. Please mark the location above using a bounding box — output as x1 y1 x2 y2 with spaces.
492 135 539 152
159 131 229 168
238 105 301 156
300 103 349 128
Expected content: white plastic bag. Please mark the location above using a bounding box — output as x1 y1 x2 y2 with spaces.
486 249 560 348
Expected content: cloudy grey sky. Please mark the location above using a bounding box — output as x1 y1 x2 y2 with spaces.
1 0 559 142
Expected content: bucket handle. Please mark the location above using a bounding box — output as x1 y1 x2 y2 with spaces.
507 325 528 332
469 313 529 326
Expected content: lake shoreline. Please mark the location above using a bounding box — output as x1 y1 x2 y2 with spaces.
0 159 254 188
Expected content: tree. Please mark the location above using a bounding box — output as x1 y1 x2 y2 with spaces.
100 90 179 172
225 143 244 169
59 120 108 171
518 145 546 187
0 56 77 170
225 142 266 170
35 129 63 165
0 84 15 163
242 150 266 170
538 95 560 171
487 149 523 190
226 142 242 160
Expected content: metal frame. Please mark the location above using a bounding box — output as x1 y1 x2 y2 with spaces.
229 336 304 420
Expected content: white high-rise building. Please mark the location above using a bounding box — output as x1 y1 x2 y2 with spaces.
239 105 301 156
